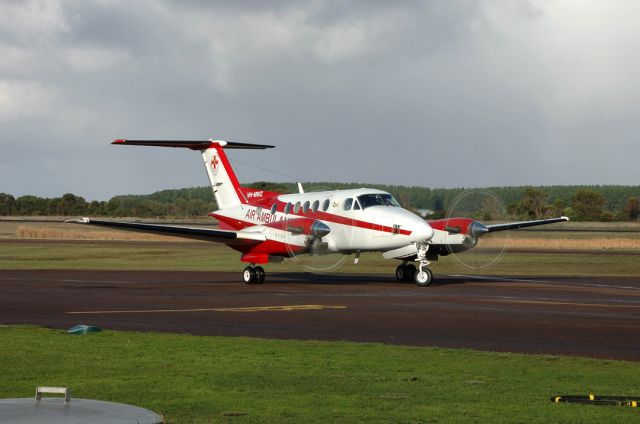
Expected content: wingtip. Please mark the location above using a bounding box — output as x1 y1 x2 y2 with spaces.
561 216 570 221
65 217 90 224
112 139 126 144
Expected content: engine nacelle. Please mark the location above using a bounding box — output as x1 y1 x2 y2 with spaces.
284 218 330 238
428 217 490 255
264 217 331 238
428 218 489 238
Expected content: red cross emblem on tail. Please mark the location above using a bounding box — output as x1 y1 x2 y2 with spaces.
211 156 219 170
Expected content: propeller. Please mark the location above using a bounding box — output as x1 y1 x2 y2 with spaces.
285 215 353 273
286 219 331 252
443 189 511 270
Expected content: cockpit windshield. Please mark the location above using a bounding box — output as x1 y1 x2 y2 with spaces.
357 193 401 209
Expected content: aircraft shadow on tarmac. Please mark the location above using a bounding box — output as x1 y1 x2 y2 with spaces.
257 273 595 286
261 272 470 286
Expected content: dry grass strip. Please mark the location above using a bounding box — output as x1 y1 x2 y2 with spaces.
482 237 640 251
15 225 190 242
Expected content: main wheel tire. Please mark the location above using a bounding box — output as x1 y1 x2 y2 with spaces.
243 266 256 284
404 264 417 281
395 264 406 281
255 266 266 284
414 268 433 287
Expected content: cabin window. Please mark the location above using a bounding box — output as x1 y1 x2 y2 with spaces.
303 201 310 213
294 201 301 214
312 200 319 212
322 199 330 211
284 203 292 214
353 199 361 210
343 198 353 210
270 204 277 215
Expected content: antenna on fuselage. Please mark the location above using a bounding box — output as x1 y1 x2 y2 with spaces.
297 182 304 194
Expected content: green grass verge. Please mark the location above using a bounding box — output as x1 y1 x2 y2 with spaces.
1 241 639 277
2 326 639 423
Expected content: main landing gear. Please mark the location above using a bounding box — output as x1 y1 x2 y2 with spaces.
395 243 434 287
395 263 416 282
243 265 265 284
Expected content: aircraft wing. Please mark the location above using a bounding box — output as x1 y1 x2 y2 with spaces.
66 218 266 244
485 216 569 233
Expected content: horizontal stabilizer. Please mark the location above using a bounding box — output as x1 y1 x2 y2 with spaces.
112 139 274 150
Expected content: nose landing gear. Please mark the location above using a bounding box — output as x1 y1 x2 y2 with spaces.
414 243 433 286
243 265 266 284
414 266 433 286
394 244 433 286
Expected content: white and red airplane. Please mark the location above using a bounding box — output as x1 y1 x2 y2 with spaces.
70 139 568 286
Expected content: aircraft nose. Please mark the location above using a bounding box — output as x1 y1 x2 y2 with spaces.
412 221 434 243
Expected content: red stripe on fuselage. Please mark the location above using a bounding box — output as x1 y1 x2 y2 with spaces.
210 201 412 236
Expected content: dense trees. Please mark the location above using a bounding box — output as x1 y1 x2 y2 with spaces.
571 189 607 221
518 187 548 219
623 197 640 220
0 184 638 221
0 193 15 215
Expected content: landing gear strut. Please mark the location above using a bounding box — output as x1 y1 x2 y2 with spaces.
413 243 433 287
243 265 266 284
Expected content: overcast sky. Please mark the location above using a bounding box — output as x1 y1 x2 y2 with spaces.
1 0 638 200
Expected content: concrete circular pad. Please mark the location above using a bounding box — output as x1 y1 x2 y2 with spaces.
0 398 162 424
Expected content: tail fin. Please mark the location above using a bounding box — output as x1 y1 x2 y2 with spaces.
112 139 274 209
201 142 247 209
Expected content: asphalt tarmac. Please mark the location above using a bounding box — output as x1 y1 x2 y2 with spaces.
1 269 639 360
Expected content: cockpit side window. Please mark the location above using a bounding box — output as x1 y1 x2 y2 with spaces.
343 198 353 210
353 199 361 210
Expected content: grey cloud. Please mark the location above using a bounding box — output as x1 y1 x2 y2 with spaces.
0 0 638 200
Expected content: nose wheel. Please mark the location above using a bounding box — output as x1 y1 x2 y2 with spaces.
243 265 266 284
414 266 433 287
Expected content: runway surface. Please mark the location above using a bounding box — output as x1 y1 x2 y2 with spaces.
2 269 640 360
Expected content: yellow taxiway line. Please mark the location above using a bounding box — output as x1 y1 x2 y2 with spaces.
67 304 347 314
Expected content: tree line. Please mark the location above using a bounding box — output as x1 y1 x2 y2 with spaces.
0 184 638 221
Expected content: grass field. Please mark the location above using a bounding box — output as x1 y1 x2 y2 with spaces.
2 326 640 423
1 240 640 277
